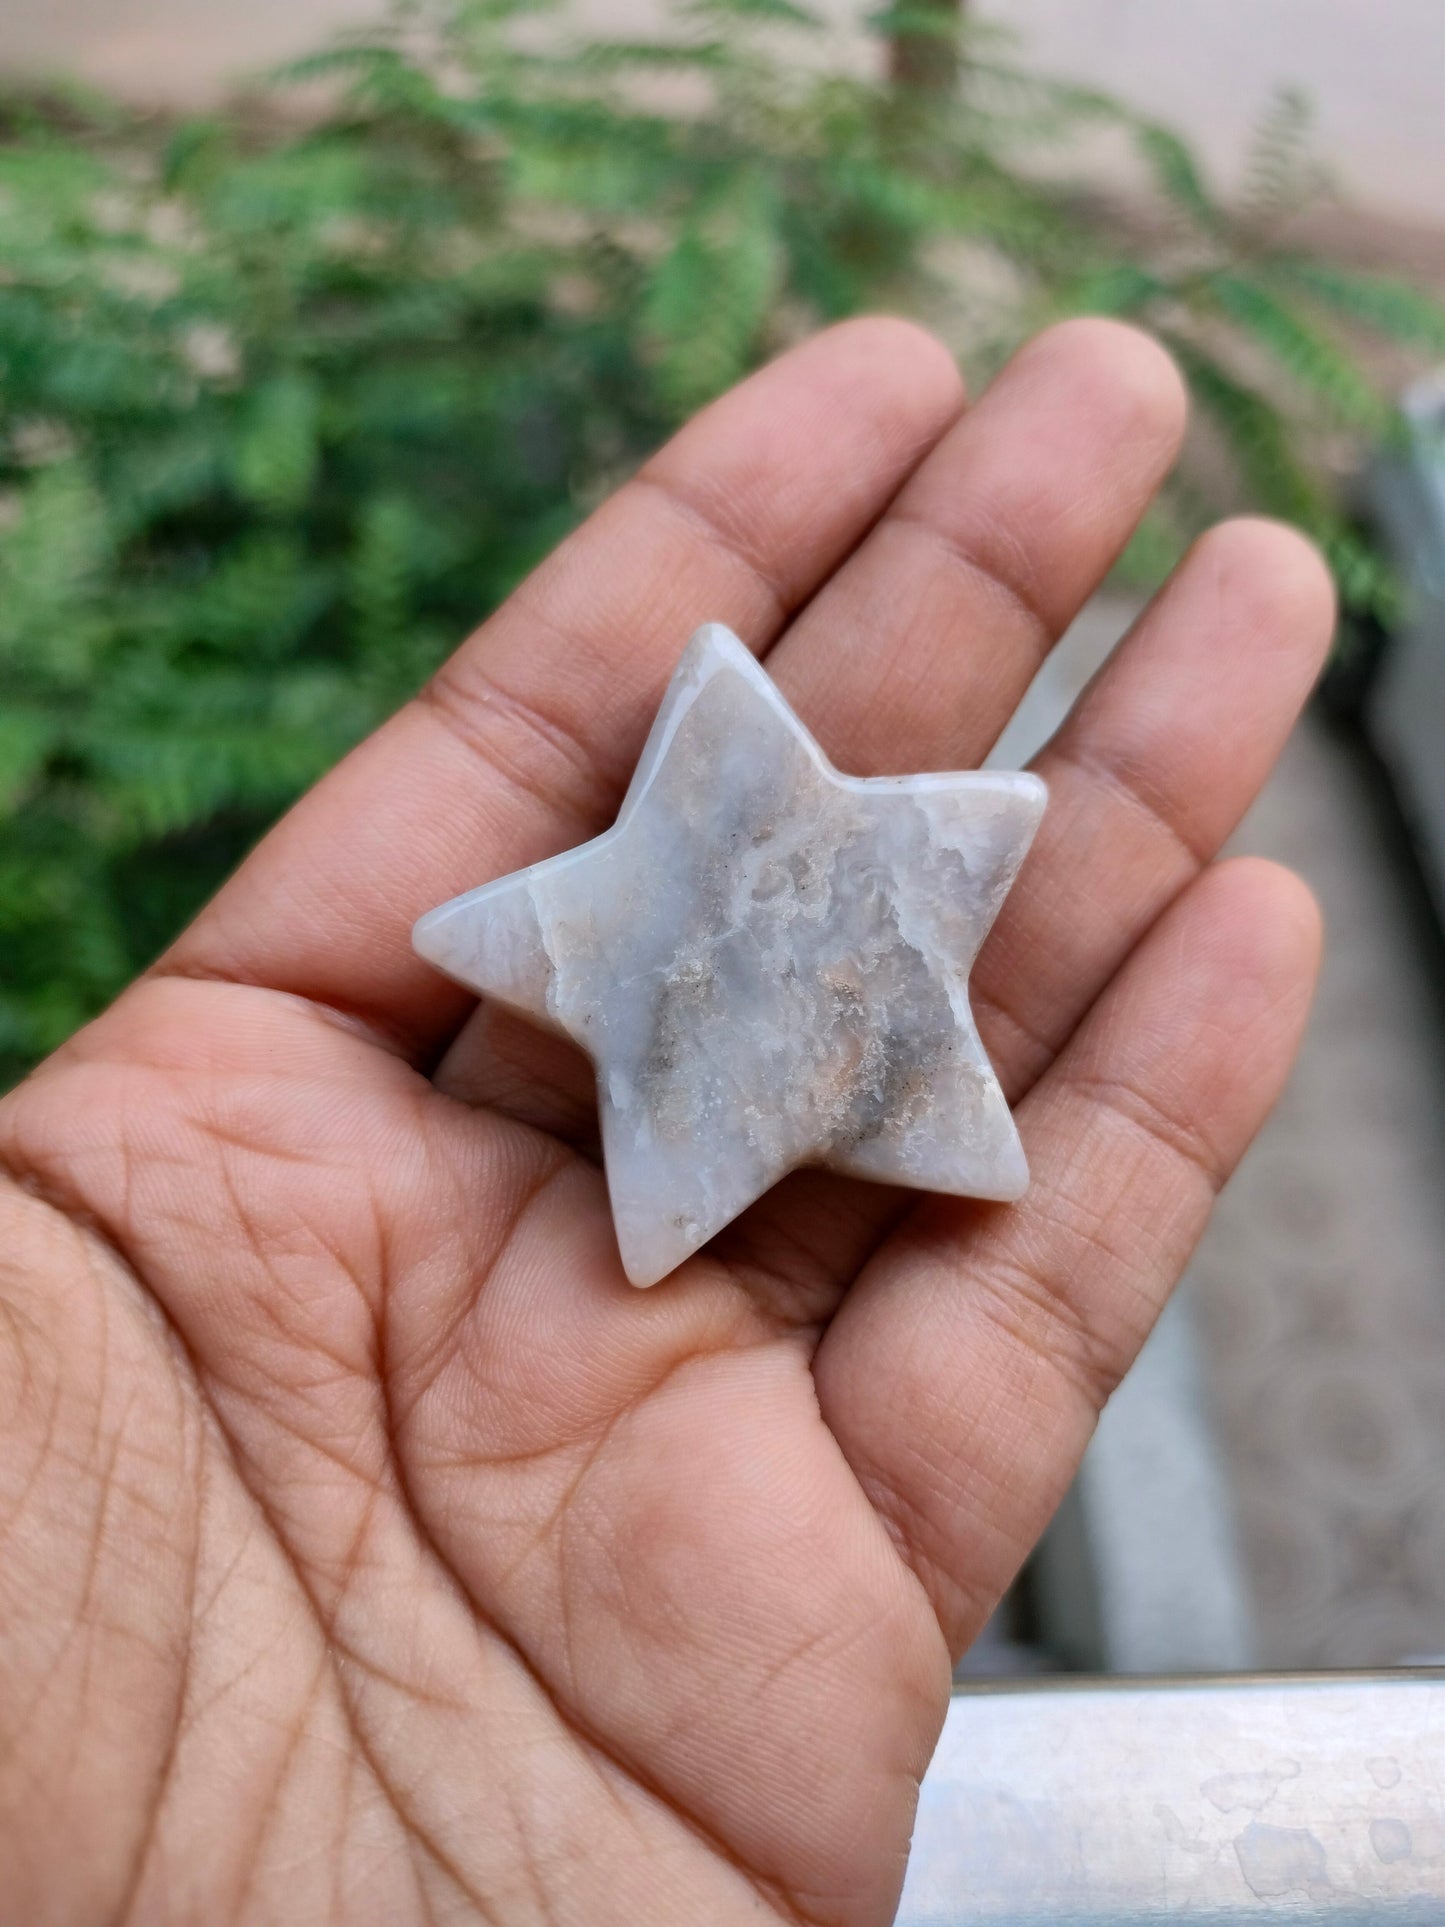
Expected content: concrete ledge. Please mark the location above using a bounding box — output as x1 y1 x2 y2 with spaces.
903 1673 1445 1924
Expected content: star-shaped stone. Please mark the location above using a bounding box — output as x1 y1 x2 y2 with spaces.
414 623 1046 1286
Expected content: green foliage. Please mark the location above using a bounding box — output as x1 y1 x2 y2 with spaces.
1 0 1441 1078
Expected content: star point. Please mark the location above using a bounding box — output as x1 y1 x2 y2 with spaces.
414 623 1045 1285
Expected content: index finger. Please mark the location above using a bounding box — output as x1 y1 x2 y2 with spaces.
159 320 966 1060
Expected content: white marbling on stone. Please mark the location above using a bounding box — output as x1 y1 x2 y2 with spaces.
413 624 1046 1286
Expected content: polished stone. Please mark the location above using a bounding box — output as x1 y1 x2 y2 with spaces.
413 623 1046 1286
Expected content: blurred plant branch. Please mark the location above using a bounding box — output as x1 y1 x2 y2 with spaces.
1 0 1442 1077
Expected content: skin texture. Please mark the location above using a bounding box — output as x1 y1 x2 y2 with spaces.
0 317 1332 1927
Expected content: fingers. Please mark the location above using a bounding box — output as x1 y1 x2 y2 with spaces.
812 857 1323 1651
160 320 965 1060
976 516 1337 1092
436 320 1186 1131
715 516 1335 1318
767 318 1188 776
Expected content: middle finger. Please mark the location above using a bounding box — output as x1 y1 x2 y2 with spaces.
766 317 1186 774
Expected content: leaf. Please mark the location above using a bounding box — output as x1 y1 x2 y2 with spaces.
1112 500 1188 594
0 460 110 680
643 176 783 417
682 0 822 27
1051 263 1167 320
350 495 418 676
180 532 327 659
269 44 414 89
1267 260 1445 356
1240 86 1327 227
161 116 233 193
1133 121 1222 231
232 371 321 512
1164 334 1332 527
1207 269 1391 435
0 708 58 815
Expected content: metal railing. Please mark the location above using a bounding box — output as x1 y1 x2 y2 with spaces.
899 1672 1445 1924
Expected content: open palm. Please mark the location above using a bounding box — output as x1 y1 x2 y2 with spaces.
0 319 1330 1926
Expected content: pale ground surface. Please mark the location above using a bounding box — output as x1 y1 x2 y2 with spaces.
1000 601 1445 1670
1202 721 1445 1667
3 0 1444 225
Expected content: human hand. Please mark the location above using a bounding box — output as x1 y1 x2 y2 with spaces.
0 319 1330 1926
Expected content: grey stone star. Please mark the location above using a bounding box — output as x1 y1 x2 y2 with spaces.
414 623 1046 1285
